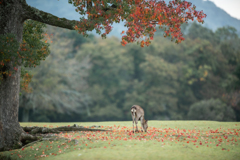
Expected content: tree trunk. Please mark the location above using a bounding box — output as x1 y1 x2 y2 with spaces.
0 0 26 151
0 0 80 151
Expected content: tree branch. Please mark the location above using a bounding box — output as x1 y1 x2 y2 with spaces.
102 4 118 12
22 2 119 31
23 3 79 30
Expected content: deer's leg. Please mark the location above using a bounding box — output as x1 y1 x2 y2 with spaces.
132 119 135 133
135 119 139 132
132 113 135 133
140 116 144 132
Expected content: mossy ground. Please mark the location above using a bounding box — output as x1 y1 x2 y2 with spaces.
0 121 239 160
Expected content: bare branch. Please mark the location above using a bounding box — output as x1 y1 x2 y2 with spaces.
23 3 79 30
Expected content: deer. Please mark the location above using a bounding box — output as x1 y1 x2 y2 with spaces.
131 105 148 133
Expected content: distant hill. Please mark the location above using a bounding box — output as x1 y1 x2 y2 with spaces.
189 0 240 31
26 0 240 36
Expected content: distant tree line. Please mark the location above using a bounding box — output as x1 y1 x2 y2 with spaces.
19 23 240 122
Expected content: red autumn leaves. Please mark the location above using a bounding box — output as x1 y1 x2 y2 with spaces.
122 0 206 47
54 124 240 151
9 124 239 159
72 0 206 47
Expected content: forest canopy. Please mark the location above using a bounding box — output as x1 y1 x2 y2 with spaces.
19 23 240 122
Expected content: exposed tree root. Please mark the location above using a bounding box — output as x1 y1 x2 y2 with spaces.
22 126 61 134
20 132 39 145
22 124 109 134
19 124 110 148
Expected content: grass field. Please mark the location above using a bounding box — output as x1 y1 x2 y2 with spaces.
1 121 240 160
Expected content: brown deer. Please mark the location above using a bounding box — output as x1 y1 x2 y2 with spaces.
131 105 148 133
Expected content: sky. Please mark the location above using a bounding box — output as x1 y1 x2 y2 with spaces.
207 0 240 20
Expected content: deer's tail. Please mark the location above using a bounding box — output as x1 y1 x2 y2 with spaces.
131 106 137 113
131 106 137 119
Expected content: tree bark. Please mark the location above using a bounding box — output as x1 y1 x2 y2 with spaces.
0 0 27 151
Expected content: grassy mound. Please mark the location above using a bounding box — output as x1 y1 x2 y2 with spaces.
0 121 239 160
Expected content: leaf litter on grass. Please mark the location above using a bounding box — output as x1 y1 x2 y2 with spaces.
0 121 240 160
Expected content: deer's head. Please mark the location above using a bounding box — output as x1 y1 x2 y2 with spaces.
142 119 148 132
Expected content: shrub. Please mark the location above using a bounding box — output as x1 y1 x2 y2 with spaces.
187 98 236 121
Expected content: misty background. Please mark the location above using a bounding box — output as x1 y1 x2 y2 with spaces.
19 0 240 122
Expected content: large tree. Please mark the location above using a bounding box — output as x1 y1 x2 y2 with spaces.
0 0 206 151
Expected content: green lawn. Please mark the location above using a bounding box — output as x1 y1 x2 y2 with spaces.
1 121 240 160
